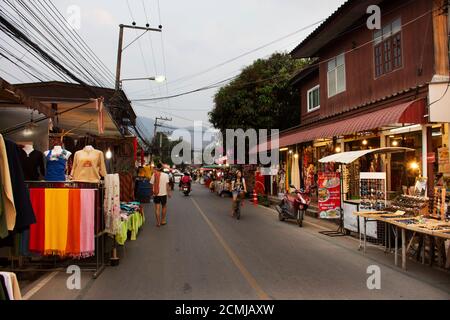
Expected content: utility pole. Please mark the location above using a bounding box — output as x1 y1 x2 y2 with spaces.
150 116 172 164
115 24 162 91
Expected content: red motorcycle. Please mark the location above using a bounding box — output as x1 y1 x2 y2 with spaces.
276 185 312 227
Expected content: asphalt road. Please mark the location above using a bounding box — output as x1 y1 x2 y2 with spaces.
26 183 450 300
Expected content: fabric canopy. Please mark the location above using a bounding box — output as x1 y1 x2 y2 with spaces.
319 147 415 164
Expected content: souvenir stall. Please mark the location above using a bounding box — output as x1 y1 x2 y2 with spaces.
320 147 449 269
318 147 415 237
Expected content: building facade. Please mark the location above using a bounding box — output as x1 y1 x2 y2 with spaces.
270 0 450 211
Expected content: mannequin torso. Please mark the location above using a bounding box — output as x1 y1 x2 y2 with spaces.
23 144 34 156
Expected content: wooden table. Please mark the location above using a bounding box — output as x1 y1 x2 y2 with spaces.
354 212 450 270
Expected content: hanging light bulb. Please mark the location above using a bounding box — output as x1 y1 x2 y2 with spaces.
335 146 342 153
106 149 112 160
392 140 399 147
362 139 368 146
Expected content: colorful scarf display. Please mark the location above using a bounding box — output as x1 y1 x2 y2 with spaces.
29 188 45 254
80 189 95 258
104 174 120 235
66 189 81 257
44 189 69 256
28 188 96 259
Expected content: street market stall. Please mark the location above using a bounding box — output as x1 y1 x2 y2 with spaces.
319 147 450 270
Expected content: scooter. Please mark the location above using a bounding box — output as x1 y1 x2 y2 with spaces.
276 185 311 227
181 183 191 196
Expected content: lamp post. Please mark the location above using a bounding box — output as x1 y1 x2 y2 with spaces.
119 76 166 89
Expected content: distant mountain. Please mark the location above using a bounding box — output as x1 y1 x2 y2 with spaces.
135 116 216 150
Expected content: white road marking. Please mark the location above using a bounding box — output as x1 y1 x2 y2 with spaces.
22 271 59 300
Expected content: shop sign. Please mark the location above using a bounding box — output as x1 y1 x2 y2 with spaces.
427 152 436 164
318 172 341 219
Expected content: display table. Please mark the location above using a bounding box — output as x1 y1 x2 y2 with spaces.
354 211 450 270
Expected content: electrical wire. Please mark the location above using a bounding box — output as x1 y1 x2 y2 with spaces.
132 6 437 102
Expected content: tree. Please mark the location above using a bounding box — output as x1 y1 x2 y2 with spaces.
209 52 308 132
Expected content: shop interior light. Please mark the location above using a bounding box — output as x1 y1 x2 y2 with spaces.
392 140 399 147
335 146 342 153
279 148 289 152
409 161 420 170
390 124 422 134
432 131 443 137
289 150 293 154
23 128 33 136
294 153 299 159
106 149 112 159
362 139 368 146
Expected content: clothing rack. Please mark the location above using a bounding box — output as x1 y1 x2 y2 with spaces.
1 181 107 279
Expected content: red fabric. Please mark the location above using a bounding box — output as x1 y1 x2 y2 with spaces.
65 189 81 256
133 138 138 162
29 188 45 254
119 173 135 202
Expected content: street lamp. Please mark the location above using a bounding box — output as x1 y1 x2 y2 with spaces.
119 76 166 88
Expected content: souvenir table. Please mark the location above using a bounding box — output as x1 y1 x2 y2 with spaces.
354 211 450 270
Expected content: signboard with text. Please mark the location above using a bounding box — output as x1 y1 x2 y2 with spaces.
318 172 341 219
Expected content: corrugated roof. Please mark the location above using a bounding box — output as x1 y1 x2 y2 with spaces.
291 0 383 58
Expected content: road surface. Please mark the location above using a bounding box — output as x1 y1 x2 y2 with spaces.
25 183 450 300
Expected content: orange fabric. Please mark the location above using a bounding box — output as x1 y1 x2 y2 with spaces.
66 189 81 256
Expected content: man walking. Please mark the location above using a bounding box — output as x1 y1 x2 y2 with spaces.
151 163 171 227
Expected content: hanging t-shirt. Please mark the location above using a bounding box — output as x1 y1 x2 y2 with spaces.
44 149 70 182
19 149 45 181
71 149 107 183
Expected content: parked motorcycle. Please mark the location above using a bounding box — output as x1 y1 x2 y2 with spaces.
276 185 311 227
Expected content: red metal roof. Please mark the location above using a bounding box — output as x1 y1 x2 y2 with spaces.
251 99 426 154
279 99 426 147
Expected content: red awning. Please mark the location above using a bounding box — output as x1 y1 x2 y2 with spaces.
251 99 426 154
279 99 426 148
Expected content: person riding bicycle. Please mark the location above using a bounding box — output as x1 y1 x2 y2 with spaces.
231 170 247 216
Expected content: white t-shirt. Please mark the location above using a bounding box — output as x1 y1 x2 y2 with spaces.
151 172 170 196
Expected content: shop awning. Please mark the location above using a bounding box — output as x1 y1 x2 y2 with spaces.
319 147 415 164
278 99 426 149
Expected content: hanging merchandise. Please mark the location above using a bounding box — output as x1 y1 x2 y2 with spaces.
44 146 72 182
104 174 121 235
71 146 107 183
28 188 45 253
119 172 135 202
0 135 15 238
19 144 46 181
291 153 301 190
29 188 96 258
4 139 36 232
95 97 105 135
0 272 22 300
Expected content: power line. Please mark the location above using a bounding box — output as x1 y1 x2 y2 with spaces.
164 19 324 88
131 6 437 103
